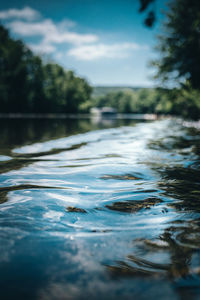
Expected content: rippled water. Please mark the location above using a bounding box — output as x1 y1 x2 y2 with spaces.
0 117 200 300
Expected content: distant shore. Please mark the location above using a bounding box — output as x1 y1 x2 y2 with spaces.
0 113 158 120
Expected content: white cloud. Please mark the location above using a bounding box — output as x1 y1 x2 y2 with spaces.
46 30 98 45
68 43 147 60
0 7 40 21
54 52 65 60
1 6 147 62
8 19 98 46
28 41 56 54
8 19 54 36
58 19 77 29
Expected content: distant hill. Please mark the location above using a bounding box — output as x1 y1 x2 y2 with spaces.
92 86 150 98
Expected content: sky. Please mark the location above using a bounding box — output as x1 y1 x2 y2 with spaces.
0 0 167 87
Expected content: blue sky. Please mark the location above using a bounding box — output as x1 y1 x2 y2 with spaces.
0 0 167 86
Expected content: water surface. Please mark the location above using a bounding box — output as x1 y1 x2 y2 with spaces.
0 117 200 300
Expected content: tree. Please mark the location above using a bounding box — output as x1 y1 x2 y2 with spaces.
62 71 92 113
27 55 46 113
0 24 92 113
152 0 200 89
139 0 156 27
0 24 31 112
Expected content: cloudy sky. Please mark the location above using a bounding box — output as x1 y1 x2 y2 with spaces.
0 0 166 86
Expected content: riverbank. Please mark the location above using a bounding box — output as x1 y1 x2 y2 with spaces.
0 113 159 120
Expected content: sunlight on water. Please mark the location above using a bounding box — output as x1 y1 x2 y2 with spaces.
0 117 200 299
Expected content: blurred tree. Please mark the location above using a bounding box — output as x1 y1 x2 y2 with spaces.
0 24 92 113
27 55 46 113
0 25 31 112
62 71 92 113
152 0 200 89
138 0 156 27
43 63 65 112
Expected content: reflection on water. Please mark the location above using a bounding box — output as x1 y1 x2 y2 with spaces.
0 117 200 299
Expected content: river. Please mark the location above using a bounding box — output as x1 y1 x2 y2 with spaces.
0 116 200 300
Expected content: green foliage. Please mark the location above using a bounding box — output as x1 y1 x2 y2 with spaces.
92 86 141 98
157 85 200 120
93 88 159 114
0 25 31 112
91 86 200 119
152 0 200 89
0 24 92 113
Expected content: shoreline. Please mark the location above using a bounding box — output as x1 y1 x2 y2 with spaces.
0 113 158 120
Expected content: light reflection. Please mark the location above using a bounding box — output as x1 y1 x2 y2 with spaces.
43 210 64 221
47 192 79 204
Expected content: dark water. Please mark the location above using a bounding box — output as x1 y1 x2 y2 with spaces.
0 117 200 300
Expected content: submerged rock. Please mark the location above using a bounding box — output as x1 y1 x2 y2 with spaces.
105 197 162 213
66 206 87 213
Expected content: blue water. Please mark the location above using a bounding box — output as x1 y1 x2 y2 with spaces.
0 117 200 299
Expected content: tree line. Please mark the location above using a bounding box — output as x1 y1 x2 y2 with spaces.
0 24 92 113
81 86 200 119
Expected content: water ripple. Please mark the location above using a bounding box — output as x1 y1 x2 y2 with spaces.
0 118 200 299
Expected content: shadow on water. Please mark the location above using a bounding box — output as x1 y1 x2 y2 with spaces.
105 197 163 213
0 118 94 156
0 184 67 204
0 142 87 175
148 126 200 211
0 117 140 175
0 117 141 155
